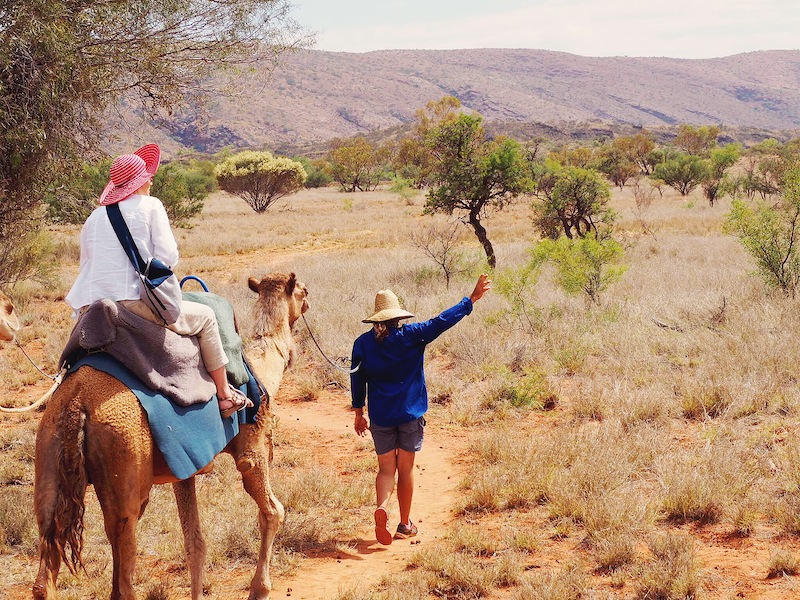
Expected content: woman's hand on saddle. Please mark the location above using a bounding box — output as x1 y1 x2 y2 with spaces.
469 273 492 304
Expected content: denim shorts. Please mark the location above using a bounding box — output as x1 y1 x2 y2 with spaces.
370 416 426 455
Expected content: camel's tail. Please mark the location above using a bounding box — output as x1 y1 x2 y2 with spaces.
41 398 88 575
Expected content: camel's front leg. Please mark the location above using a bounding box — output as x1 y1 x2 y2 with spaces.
173 477 207 600
232 423 284 600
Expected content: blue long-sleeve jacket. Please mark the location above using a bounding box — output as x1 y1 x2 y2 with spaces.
350 297 473 427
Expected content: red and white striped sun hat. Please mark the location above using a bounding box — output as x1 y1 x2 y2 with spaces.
98 144 161 205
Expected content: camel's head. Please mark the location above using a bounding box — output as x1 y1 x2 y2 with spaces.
248 272 309 331
0 290 20 343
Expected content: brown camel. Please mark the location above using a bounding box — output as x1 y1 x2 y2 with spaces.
0 289 21 342
33 272 309 600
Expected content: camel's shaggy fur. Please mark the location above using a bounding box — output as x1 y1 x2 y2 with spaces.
0 289 20 342
33 272 309 600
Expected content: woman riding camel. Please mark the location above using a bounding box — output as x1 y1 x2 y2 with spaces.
351 274 491 544
65 144 250 418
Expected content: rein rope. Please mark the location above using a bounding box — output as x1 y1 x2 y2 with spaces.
15 338 61 382
1 338 66 413
301 314 360 374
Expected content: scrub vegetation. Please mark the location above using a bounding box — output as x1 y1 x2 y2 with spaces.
3 158 800 597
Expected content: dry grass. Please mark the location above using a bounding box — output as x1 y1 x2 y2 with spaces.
5 183 800 597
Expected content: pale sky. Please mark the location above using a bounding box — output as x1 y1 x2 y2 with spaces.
290 0 799 58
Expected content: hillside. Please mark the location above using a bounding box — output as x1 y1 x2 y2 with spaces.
113 48 800 157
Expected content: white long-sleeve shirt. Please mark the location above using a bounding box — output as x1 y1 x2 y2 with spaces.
65 194 179 314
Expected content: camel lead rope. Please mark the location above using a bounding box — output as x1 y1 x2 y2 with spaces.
301 314 360 374
15 338 60 381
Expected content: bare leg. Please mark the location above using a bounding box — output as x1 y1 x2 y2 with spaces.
173 478 207 600
209 365 229 398
396 449 416 526
376 450 398 509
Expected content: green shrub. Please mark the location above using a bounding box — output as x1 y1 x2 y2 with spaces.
215 150 307 212
534 234 627 304
296 157 332 188
152 160 215 227
724 166 800 296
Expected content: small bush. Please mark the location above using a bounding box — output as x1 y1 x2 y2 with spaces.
767 549 800 578
143 581 170 600
408 547 493 598
634 533 701 600
0 487 37 550
594 532 637 573
512 565 587 600
680 383 733 420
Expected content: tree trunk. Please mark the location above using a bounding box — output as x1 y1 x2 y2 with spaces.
468 211 496 269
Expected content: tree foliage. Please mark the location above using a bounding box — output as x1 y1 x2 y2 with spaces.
393 96 462 189
595 141 639 189
152 160 216 226
45 159 112 225
533 235 627 304
0 0 307 284
674 125 720 156
724 166 800 296
738 139 800 200
700 144 741 206
652 153 707 196
531 160 615 240
295 157 332 188
326 137 389 192
425 112 531 269
215 151 307 213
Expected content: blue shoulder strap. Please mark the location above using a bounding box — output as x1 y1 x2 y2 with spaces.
106 204 147 274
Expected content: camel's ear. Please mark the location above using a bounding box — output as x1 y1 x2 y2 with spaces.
285 273 297 296
248 277 260 293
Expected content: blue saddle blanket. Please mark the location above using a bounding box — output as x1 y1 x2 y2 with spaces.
68 353 262 480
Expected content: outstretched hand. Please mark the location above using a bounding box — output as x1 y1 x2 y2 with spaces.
469 273 491 304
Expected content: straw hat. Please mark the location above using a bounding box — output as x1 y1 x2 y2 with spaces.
99 144 161 206
362 289 414 323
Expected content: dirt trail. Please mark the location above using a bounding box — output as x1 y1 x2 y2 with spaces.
272 396 467 600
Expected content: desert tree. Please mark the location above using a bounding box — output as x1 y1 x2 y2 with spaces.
326 137 389 192
621 131 658 175
411 220 474 288
739 139 800 200
700 144 741 206
215 150 307 213
0 0 309 284
425 112 531 269
652 153 707 196
394 96 462 189
674 124 720 156
548 145 596 169
595 140 640 189
531 160 615 240
725 166 800 296
45 159 112 226
295 157 333 188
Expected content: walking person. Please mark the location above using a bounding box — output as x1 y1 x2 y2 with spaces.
351 274 491 544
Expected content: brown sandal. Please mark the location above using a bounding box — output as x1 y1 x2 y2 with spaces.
219 386 253 419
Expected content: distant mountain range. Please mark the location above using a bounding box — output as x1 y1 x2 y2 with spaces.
113 48 800 158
